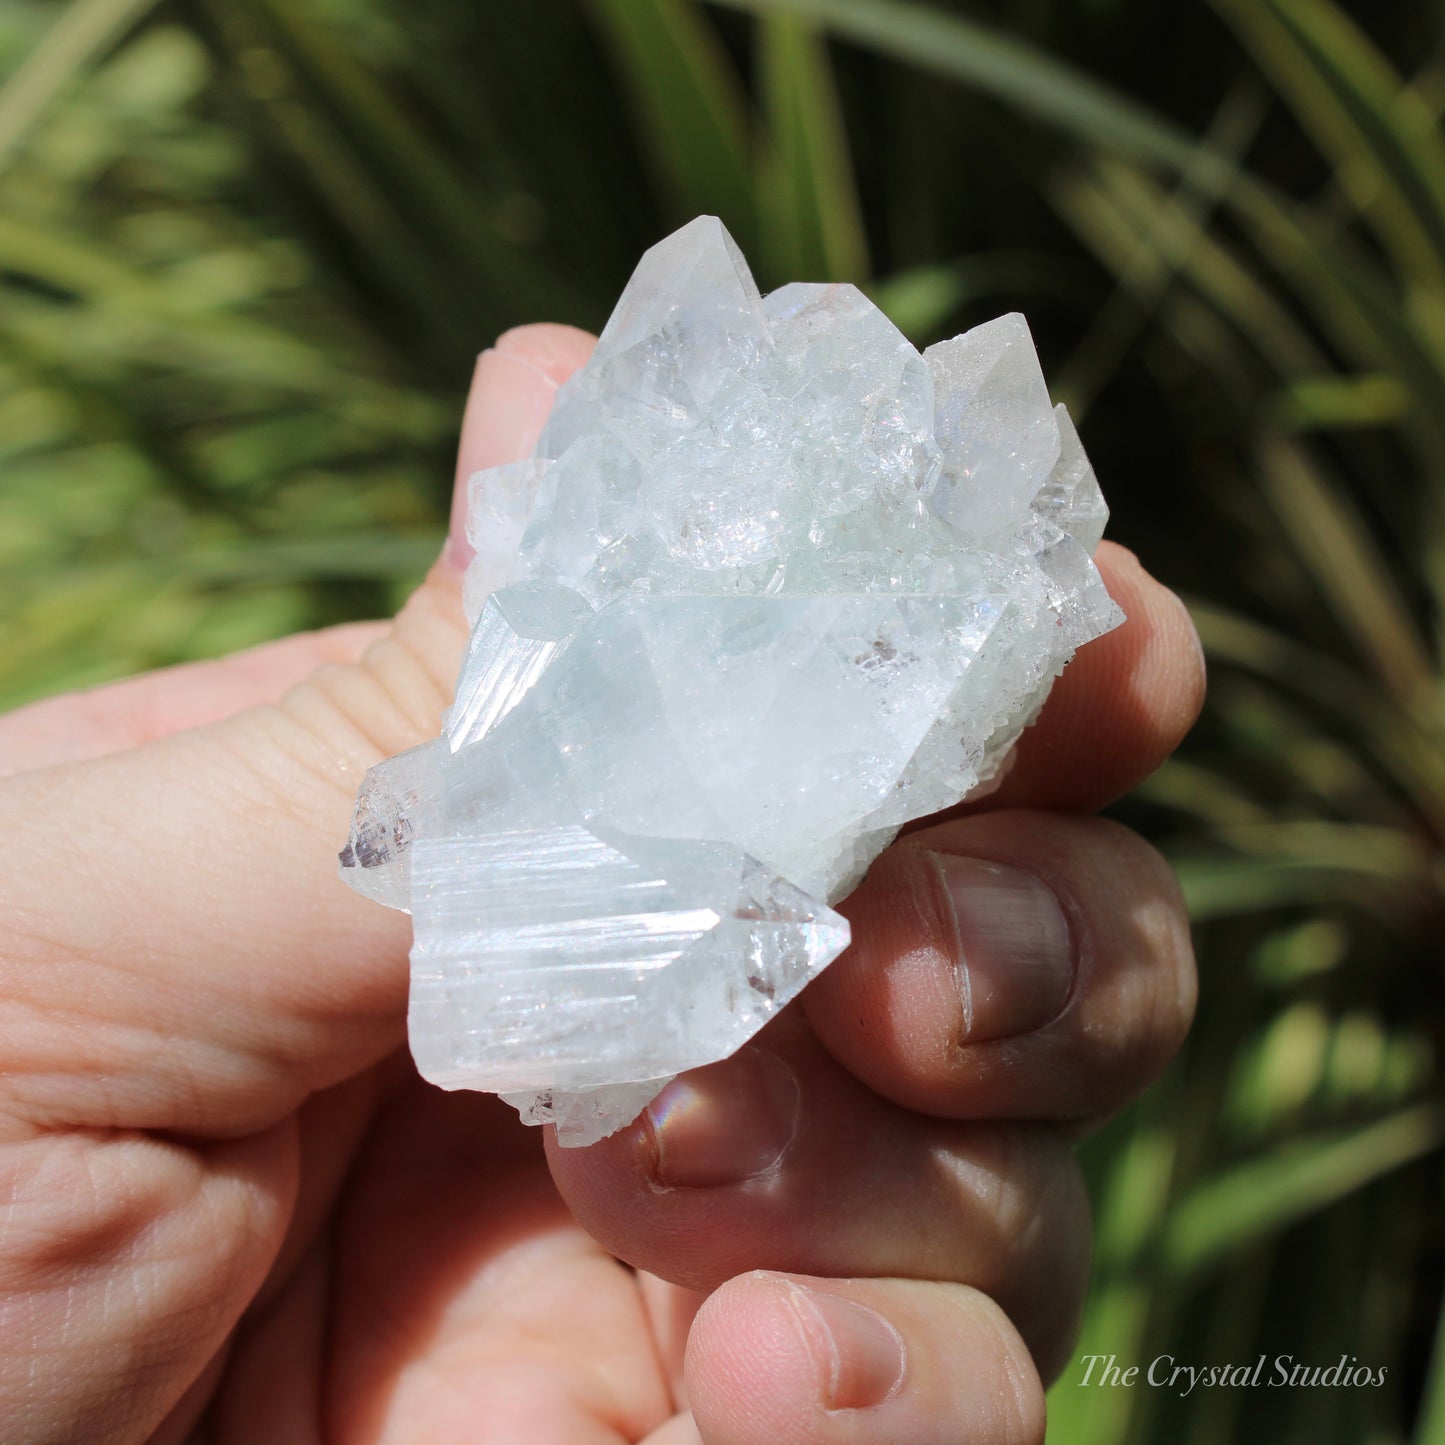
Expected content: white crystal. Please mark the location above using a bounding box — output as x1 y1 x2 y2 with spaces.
444 581 593 750
1034 403 1109 554
498 1079 676 1149
340 217 1123 1144
461 459 553 625
409 825 847 1117
925 314 1062 541
338 740 446 912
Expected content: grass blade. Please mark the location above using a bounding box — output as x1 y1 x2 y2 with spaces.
1210 0 1445 291
0 212 438 407
1053 80 1268 418
1255 433 1435 705
0 0 162 170
866 251 1083 341
1415 1294 1445 1445
1271 374 1411 431
707 0 1236 182
756 14 868 281
1049 1116 1180 1443
1172 854 1418 923
585 0 757 252
1190 600 1445 828
230 0 578 324
709 0 1445 462
1163 1103 1444 1277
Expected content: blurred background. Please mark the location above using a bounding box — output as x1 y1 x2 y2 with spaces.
2 0 1442 1438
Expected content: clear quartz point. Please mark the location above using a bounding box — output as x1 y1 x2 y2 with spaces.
444 581 593 751
339 216 1123 1143
410 824 848 1145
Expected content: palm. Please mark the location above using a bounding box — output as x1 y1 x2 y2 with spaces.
206 1065 698 1444
0 622 700 1442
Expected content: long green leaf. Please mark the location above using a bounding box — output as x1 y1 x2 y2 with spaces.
1051 145 1445 467
708 0 1445 464
707 0 1236 181
1051 152 1328 415
585 0 758 253
1190 600 1445 828
756 15 868 282
1256 433 1435 705
231 0 577 323
1197 820 1428 877
0 213 434 408
1173 854 1416 923
1232 187 1445 461
1050 1118 1179 1443
4 533 443 587
1055 79 1267 418
1272 374 1411 431
1163 1104 1444 1277
1415 1293 1445 1445
1211 0 1445 292
0 0 162 170
867 251 1080 339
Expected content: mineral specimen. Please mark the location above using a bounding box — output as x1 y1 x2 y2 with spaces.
340 216 1122 1145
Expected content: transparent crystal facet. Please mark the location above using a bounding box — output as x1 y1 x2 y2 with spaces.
444 581 594 751
338 740 447 912
340 217 1123 1143
925 314 1062 541
461 458 554 625
410 825 849 1143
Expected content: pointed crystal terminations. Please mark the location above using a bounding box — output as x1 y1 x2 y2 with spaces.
339 216 1124 1145
409 827 848 1124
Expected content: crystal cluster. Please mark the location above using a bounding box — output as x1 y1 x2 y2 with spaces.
340 216 1121 1145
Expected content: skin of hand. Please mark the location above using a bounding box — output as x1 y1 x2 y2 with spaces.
0 324 1204 1445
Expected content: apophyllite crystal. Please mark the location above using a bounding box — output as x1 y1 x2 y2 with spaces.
339 216 1122 1145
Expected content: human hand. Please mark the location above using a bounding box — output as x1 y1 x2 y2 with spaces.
0 324 1203 1444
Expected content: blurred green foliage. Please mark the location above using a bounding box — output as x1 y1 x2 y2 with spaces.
2 0 1444 1440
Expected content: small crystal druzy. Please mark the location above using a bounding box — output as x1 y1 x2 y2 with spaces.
340 217 1122 1144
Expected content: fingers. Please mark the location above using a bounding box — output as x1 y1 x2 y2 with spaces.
975 543 1205 814
805 810 1197 1125
0 324 595 1141
687 1273 1044 1445
0 621 387 779
544 1023 1091 1379
316 1080 671 1445
546 804 1193 1387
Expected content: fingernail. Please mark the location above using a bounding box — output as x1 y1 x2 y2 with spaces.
644 1046 799 1189
784 1284 907 1411
445 346 562 571
928 853 1074 1042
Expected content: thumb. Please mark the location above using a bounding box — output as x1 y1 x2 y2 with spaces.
315 321 597 853
326 322 596 773
0 323 595 1140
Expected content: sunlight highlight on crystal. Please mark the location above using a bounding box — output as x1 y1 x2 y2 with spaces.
340 216 1123 1144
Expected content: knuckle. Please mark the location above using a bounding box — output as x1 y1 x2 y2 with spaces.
941 1125 1087 1293
273 578 467 776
